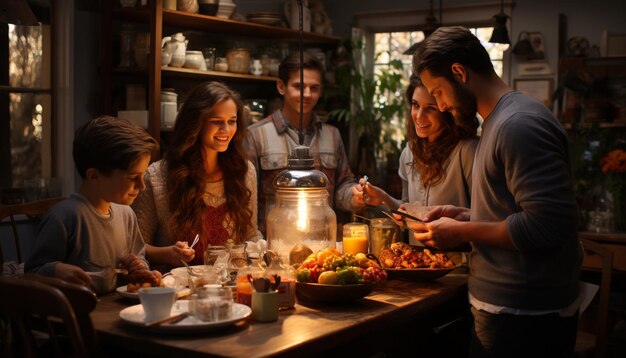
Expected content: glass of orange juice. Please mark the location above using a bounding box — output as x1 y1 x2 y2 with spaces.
342 222 369 255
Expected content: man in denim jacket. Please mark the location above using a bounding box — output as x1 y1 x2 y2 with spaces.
245 51 361 235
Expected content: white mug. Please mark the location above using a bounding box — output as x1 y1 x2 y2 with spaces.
161 102 178 130
138 287 176 322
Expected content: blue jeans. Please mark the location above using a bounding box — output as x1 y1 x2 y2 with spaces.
469 306 578 358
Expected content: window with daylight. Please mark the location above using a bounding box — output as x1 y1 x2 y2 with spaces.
0 1 53 202
373 26 505 145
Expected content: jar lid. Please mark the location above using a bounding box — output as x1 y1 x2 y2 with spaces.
273 169 328 189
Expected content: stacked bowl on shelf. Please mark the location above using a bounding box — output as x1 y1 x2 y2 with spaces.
246 12 281 26
216 0 236 19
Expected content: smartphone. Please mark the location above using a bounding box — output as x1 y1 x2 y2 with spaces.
390 209 424 223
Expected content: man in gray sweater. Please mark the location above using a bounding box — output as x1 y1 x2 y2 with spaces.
407 27 582 357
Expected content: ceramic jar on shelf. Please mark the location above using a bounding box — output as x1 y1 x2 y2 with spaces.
198 0 219 16
184 51 206 70
226 48 250 74
250 59 263 76
214 57 228 72
162 33 188 68
216 0 236 19
177 0 199 13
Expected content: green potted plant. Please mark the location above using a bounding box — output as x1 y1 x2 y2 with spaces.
327 38 406 184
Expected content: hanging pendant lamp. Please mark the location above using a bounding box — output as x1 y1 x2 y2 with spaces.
403 0 442 55
488 0 511 49
267 0 337 265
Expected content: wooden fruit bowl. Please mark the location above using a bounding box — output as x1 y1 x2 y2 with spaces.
295 282 374 303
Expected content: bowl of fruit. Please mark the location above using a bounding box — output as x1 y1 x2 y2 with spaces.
295 248 387 303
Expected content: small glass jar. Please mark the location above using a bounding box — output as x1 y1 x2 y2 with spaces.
189 286 232 322
202 47 216 70
235 266 263 307
342 222 369 255
369 218 401 257
265 256 296 310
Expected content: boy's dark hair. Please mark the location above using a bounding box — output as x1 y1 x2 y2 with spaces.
413 26 495 80
73 116 158 178
278 51 324 84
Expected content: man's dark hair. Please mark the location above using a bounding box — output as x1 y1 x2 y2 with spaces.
413 26 495 80
278 51 324 84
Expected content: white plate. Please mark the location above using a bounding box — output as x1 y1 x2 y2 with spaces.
116 285 139 299
116 285 190 300
170 265 209 281
119 301 251 332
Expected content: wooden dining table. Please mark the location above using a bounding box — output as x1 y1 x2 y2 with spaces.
91 271 469 357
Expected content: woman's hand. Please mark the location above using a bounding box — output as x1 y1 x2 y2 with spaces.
170 241 195 266
351 182 366 211
54 262 92 286
361 181 389 207
352 177 393 209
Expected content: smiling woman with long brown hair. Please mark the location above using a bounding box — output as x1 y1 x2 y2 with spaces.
354 74 479 218
132 81 262 268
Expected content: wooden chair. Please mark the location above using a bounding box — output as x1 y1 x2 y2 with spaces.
0 275 98 357
0 197 63 267
576 238 614 358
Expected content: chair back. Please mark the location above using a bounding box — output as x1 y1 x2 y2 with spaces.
0 275 98 357
577 238 613 358
0 197 64 265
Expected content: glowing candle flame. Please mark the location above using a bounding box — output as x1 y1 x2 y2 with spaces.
296 190 309 231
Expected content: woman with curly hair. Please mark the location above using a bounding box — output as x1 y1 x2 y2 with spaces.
355 75 478 226
132 81 261 268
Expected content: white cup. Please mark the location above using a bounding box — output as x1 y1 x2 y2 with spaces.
138 287 176 322
161 102 178 130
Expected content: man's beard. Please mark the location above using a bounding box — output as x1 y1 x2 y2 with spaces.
450 80 478 126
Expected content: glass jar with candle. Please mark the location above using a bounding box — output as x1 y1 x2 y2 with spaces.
267 189 336 265
342 222 369 255
267 146 337 265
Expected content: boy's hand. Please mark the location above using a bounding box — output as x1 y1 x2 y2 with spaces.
172 241 195 265
54 262 92 286
119 254 148 274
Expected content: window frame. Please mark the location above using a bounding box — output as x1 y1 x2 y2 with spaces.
0 0 74 200
355 1 513 84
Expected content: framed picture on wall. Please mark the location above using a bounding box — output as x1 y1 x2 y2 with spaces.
513 78 554 108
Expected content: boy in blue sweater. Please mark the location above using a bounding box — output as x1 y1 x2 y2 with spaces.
26 116 162 295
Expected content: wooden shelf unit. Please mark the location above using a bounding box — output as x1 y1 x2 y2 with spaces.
161 67 278 82
101 1 341 148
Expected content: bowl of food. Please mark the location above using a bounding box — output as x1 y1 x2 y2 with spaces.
294 248 387 303
378 243 462 281
295 282 374 303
